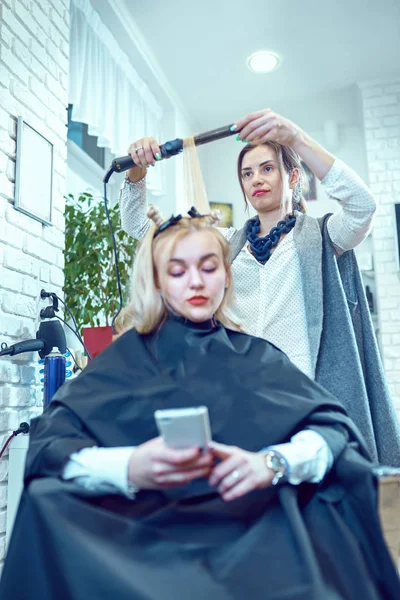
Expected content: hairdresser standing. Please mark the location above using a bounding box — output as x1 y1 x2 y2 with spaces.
119 108 400 467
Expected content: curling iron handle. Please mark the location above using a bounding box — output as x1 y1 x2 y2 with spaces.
111 155 136 173
111 138 184 175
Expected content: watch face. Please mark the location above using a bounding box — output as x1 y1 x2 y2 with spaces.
272 456 283 472
265 452 288 486
266 452 287 475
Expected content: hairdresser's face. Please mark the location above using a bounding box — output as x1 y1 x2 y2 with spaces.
240 146 286 214
155 231 228 322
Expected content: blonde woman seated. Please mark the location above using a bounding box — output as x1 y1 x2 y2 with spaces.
2 207 399 600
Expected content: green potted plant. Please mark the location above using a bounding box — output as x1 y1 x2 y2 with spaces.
64 192 138 358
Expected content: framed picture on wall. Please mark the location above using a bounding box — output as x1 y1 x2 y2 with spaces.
14 117 54 225
210 202 233 227
301 161 317 201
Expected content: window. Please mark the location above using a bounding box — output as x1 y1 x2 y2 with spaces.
67 105 105 169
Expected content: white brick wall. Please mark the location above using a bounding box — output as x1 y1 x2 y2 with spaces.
360 80 400 420
0 0 69 571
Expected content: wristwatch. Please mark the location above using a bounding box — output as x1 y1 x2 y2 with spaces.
264 450 289 486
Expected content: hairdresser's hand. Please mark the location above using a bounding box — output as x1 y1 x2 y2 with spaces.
128 436 214 490
126 137 162 182
208 441 274 501
234 109 305 149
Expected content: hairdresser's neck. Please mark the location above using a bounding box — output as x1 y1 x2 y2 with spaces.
256 208 285 236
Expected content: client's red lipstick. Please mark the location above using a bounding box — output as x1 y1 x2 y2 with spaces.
187 296 208 306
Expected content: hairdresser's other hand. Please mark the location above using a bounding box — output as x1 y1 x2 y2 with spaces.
126 136 162 182
208 441 274 501
234 109 305 149
128 436 214 490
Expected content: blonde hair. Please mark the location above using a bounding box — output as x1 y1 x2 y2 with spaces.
117 208 241 334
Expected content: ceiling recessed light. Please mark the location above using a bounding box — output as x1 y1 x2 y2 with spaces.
247 51 280 73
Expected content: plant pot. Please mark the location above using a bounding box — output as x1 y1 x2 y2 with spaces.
82 326 113 360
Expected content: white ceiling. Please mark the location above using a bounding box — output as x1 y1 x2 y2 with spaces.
119 0 400 130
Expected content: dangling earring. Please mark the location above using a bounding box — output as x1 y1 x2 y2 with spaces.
292 171 303 210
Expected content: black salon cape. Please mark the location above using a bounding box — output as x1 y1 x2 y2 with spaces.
2 317 399 600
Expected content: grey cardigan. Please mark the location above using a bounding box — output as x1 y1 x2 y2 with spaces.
229 213 400 467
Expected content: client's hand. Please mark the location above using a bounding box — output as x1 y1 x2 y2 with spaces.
127 437 214 490
208 442 274 502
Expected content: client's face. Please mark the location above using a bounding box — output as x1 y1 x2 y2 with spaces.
156 231 228 322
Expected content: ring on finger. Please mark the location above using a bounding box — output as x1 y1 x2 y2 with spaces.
135 146 144 152
230 469 240 482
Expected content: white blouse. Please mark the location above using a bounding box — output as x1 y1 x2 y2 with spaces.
228 228 313 376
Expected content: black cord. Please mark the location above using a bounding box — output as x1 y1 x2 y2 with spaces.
54 295 80 338
54 315 92 361
0 423 30 459
103 181 123 334
66 347 82 372
0 433 15 459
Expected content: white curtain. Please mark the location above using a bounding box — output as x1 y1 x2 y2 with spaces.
69 0 165 194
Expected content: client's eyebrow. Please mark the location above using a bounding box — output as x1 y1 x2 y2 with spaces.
241 159 276 172
169 253 219 264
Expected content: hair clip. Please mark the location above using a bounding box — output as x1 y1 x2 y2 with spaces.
148 205 182 237
149 204 220 239
187 205 220 225
153 214 182 238
187 206 205 218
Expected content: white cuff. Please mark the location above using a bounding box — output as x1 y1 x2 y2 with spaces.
63 446 137 498
266 430 334 485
